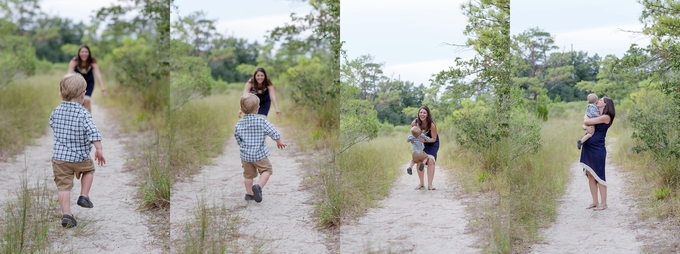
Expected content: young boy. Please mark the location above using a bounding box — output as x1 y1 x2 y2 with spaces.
406 126 430 175
577 93 600 150
49 73 106 228
234 93 286 203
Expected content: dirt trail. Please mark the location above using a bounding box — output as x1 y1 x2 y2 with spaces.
530 145 644 253
340 164 479 253
170 128 328 253
0 103 161 253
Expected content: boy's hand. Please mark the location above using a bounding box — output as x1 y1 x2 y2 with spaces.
276 140 287 149
94 149 106 166
238 109 242 118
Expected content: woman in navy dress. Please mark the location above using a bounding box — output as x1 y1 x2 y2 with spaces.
411 106 439 190
67 44 106 113
581 97 616 211
238 67 281 118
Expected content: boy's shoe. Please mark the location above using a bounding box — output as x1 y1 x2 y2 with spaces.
577 140 582 150
252 184 263 203
245 194 255 201
406 167 412 175
418 163 425 171
61 214 77 228
77 196 93 208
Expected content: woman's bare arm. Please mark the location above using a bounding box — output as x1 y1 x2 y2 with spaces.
428 122 438 143
584 114 611 125
92 63 106 97
67 60 76 74
268 85 281 116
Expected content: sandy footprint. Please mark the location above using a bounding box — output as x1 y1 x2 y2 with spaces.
530 156 644 253
340 164 479 253
170 130 329 253
0 103 160 253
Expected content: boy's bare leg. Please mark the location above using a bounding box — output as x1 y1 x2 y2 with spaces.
244 178 254 195
58 191 72 215
80 173 93 197
258 172 271 188
580 133 593 143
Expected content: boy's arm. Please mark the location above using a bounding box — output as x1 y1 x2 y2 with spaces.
263 121 286 149
420 134 431 141
92 140 106 166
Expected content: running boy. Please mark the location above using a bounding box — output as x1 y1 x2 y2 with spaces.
234 93 286 203
406 126 430 175
577 93 600 149
49 73 106 228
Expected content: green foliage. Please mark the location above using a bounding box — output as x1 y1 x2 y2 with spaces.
629 89 680 159
0 21 37 87
536 93 549 121
170 39 213 109
553 94 561 102
340 82 379 154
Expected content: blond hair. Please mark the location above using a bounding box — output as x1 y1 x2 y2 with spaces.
60 73 87 101
240 93 260 114
587 93 598 104
410 126 422 137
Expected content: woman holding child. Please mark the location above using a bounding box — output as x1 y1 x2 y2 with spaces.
238 67 281 118
411 106 439 190
67 44 106 113
580 97 616 211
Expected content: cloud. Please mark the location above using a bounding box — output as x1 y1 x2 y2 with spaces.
40 0 120 23
552 24 650 57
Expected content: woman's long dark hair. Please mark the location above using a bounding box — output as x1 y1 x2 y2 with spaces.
415 106 434 132
602 97 616 125
251 67 273 90
74 44 96 68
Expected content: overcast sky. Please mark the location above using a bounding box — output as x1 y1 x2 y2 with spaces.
40 0 118 24
342 0 650 86
171 0 312 44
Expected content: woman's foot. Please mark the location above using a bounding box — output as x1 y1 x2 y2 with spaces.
594 204 608 211
428 186 436 190
415 184 425 190
585 203 598 209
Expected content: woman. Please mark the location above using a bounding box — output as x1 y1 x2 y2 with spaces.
581 97 616 211
411 106 439 190
67 44 106 113
238 67 281 118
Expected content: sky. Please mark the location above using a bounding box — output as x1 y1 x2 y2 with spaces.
171 0 312 44
342 0 650 86
40 0 118 24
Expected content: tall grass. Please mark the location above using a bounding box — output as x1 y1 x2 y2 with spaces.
0 174 58 253
0 72 63 158
613 117 680 221
439 109 582 252
338 133 410 220
168 92 241 179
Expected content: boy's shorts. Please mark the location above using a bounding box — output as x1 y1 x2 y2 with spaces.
241 157 273 179
52 158 96 191
412 152 428 163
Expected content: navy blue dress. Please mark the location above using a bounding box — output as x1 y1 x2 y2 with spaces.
249 81 271 116
73 65 95 96
580 123 610 185
422 125 440 162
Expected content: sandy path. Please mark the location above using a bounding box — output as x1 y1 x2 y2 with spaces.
530 148 644 253
170 129 328 253
340 164 479 253
0 103 160 253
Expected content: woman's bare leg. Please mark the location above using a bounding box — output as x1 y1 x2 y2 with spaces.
586 171 599 206
427 159 435 190
83 99 92 113
416 163 425 189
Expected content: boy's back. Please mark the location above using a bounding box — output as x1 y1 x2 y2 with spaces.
407 133 430 153
50 101 102 162
234 114 281 162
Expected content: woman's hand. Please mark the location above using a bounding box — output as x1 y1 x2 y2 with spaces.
101 88 107 98
419 137 425 143
276 109 281 117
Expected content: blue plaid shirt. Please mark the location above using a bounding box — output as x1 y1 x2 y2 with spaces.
407 134 430 153
234 114 281 162
586 103 599 118
49 101 102 162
